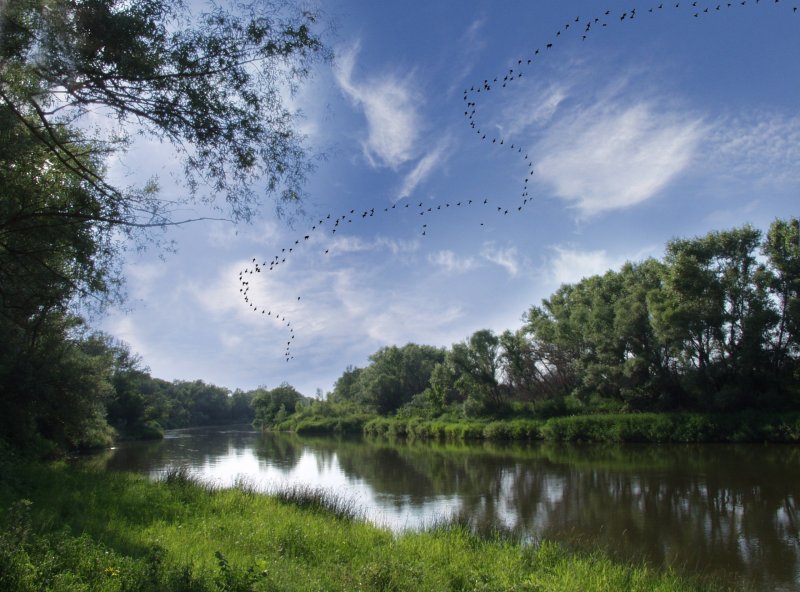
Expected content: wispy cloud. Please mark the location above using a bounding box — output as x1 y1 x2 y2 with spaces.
497 82 569 139
446 17 488 96
481 244 521 277
705 111 800 186
329 234 419 256
334 43 421 169
124 262 166 301
534 102 704 216
546 245 658 287
428 250 477 273
396 136 452 199
548 246 620 286
207 219 282 248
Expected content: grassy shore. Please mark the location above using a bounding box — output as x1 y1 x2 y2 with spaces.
0 457 728 592
359 412 800 443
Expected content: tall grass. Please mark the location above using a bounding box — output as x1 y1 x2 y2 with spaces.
360 413 800 444
272 483 361 521
540 412 800 443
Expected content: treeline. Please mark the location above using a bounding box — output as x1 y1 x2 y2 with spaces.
261 219 800 433
0 328 255 455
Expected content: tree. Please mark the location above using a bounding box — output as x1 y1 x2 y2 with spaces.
328 365 364 404
357 344 445 415
252 383 304 429
0 0 326 452
0 0 327 322
0 313 116 453
650 225 773 406
229 389 256 424
167 380 231 427
79 333 164 439
1 0 326 226
443 330 504 416
762 218 800 370
0 105 117 327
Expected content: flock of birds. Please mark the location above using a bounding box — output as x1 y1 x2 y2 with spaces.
238 0 798 363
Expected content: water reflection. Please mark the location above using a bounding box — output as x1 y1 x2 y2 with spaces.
85 428 800 591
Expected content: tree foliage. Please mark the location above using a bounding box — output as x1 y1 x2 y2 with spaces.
252 382 305 428
1 0 326 224
0 0 325 453
356 344 445 415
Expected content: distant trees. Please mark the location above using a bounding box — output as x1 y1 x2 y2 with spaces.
328 345 445 415
252 383 305 429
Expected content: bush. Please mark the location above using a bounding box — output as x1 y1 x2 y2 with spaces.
481 419 542 441
539 412 800 443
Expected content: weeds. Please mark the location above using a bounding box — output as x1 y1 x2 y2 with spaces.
272 483 361 522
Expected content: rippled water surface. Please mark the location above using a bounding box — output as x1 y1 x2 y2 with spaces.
84 427 800 591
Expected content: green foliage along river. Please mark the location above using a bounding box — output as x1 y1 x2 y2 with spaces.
82 427 800 591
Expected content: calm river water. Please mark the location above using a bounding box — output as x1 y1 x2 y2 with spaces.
84 427 800 591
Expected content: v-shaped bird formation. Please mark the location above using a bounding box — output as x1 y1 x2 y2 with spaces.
239 0 798 363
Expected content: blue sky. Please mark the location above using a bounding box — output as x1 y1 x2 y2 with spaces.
100 0 800 396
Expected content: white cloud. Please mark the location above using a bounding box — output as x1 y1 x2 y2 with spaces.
124 262 166 301
329 234 419 256
446 17 488 96
481 244 521 277
102 314 154 365
548 247 620 286
428 250 476 273
207 219 282 248
335 43 421 169
497 83 569 139
705 112 800 186
397 136 451 199
534 102 704 216
546 245 657 287
365 299 465 345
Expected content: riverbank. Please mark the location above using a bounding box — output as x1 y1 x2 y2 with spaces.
282 411 800 443
0 458 725 592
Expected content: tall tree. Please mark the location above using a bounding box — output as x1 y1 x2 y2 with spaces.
0 0 326 451
357 344 445 415
252 383 304 429
445 330 504 415
650 225 773 405
762 218 800 371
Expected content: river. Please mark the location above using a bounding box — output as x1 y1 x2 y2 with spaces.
82 426 800 591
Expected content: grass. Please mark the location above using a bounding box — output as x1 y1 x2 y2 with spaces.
0 457 728 592
350 412 800 444
540 412 800 443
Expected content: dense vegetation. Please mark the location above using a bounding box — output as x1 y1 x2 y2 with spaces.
260 220 800 439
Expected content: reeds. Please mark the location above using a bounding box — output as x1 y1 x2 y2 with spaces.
272 483 361 522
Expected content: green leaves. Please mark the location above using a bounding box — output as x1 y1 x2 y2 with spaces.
252 383 304 428
0 0 326 452
525 219 800 411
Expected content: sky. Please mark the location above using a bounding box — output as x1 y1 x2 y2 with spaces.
99 0 800 396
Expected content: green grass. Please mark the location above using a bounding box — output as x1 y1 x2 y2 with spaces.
540 412 800 443
0 458 727 591
333 412 800 444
